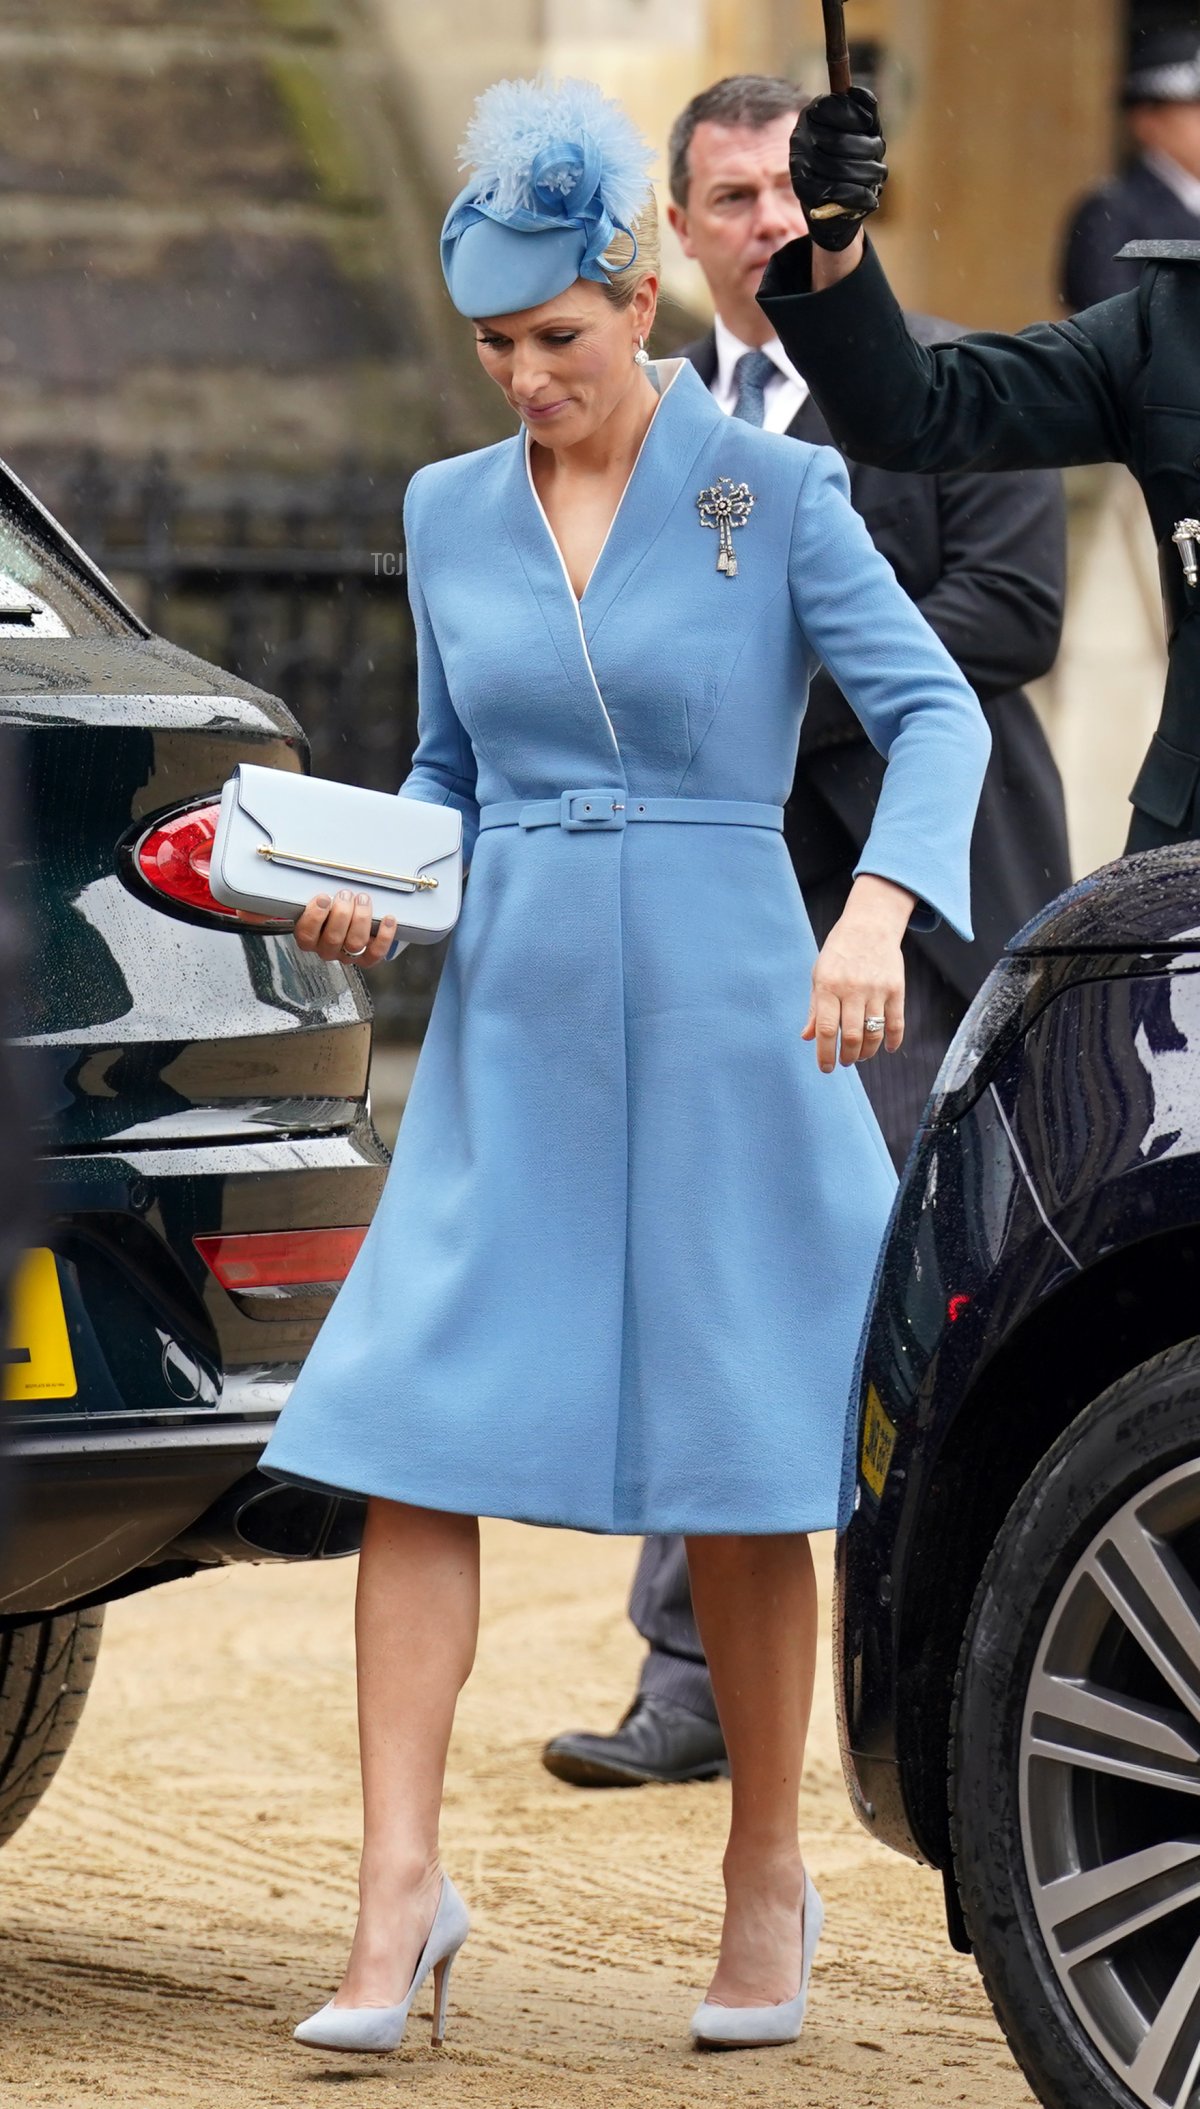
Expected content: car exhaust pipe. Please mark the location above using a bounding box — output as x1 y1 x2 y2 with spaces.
162 1470 364 1564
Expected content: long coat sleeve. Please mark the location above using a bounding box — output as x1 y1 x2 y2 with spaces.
758 236 1136 475
784 449 990 937
760 360 1067 1006
792 403 1068 1000
759 233 1200 847
261 360 989 1538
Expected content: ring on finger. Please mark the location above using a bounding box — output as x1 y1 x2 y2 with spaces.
864 1014 886 1035
342 944 370 959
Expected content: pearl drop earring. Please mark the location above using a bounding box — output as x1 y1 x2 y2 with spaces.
633 337 650 367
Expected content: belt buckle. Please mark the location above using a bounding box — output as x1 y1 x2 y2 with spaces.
560 789 626 832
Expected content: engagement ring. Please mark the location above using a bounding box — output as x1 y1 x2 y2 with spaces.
865 1016 886 1034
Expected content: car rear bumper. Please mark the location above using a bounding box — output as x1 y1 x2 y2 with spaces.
3 1120 386 1613
3 1375 277 1615
1 1372 365 1615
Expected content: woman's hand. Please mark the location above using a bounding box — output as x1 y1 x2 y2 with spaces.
803 874 913 1074
293 888 397 968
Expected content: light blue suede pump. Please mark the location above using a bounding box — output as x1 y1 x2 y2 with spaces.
293 1874 470 2054
690 1875 824 2051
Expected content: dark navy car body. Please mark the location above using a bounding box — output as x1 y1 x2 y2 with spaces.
837 843 1200 2109
840 845 1200 1870
0 459 384 1841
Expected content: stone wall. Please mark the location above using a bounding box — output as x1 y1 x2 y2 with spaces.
0 0 505 506
0 0 1132 509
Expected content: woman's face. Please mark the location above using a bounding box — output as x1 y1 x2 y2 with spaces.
473 276 658 446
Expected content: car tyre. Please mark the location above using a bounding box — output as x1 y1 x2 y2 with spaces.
951 1338 1200 2109
0 1607 104 1844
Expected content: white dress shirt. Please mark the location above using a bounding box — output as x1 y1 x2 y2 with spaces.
1144 146 1200 221
709 313 811 434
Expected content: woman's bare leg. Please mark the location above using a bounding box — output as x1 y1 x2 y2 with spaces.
334 1497 480 2007
685 1532 818 2005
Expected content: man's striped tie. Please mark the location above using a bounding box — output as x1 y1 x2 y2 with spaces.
731 348 777 427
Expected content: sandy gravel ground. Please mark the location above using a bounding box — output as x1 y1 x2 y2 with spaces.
0 1527 1035 2109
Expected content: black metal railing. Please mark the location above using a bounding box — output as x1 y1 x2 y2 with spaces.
60 451 442 1036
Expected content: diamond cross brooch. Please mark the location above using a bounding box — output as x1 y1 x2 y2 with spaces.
697 477 756 578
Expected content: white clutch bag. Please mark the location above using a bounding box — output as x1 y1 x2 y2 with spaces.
209 763 463 947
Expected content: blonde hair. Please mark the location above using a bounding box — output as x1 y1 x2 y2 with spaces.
599 192 660 306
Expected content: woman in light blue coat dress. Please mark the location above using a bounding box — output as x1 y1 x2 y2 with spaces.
261 78 990 2063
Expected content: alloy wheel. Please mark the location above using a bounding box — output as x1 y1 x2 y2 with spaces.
1021 1458 1200 2109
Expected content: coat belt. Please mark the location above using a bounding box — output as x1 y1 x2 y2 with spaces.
479 790 784 835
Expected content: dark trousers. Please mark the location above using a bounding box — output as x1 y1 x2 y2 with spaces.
633 926 964 1722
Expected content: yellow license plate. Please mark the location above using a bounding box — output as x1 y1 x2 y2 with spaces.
860 1383 897 1501
4 1249 78 1403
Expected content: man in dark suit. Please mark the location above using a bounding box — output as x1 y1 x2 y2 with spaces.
540 76 1070 1790
1062 29 1200 313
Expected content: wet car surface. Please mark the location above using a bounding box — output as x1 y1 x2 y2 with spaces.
0 457 386 1840
839 841 1200 2109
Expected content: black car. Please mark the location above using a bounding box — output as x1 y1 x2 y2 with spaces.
0 461 385 1844
839 841 1200 2109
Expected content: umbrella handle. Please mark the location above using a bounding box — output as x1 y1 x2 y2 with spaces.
822 0 853 94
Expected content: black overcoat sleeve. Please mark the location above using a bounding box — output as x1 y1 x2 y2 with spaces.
758 237 1139 475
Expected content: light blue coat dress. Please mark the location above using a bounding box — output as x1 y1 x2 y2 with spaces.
261 360 990 1535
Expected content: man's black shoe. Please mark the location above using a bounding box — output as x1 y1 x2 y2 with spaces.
540 1693 729 1787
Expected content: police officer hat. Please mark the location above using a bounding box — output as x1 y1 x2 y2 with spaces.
1123 27 1200 106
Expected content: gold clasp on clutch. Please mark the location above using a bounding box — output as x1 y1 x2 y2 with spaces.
255 845 438 891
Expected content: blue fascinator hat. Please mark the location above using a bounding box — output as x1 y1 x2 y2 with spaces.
441 76 654 319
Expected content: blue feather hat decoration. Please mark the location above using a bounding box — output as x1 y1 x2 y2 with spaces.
440 76 654 319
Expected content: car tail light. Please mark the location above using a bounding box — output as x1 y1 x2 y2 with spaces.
194 1227 369 1291
130 801 290 930
137 804 226 914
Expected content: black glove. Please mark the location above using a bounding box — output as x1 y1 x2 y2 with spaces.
789 89 887 252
